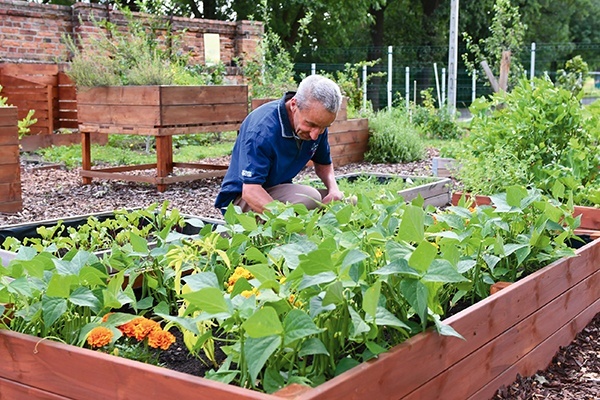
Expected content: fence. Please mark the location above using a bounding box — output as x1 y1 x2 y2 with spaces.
295 42 600 110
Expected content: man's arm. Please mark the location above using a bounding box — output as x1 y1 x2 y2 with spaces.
314 162 344 204
241 183 275 213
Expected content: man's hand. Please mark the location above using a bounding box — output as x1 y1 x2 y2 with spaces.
322 188 344 204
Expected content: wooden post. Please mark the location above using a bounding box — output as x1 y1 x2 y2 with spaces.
498 50 511 92
81 131 92 185
155 135 173 193
481 60 500 93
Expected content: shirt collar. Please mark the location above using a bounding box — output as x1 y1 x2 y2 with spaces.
278 92 297 139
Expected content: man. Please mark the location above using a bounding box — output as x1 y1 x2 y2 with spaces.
215 74 344 214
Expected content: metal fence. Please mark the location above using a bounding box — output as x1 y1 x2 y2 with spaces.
294 42 600 110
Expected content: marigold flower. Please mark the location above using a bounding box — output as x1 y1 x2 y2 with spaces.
468 206 477 213
118 317 160 341
147 329 176 350
241 287 259 298
87 326 113 348
227 266 254 292
101 313 114 323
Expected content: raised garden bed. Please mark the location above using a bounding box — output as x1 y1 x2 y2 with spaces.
77 85 248 192
1 235 598 399
311 172 451 207
0 106 22 213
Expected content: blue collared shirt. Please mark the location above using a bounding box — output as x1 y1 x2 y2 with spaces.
214 92 332 211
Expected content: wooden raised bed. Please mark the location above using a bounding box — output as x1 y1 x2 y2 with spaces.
0 106 22 213
1 223 598 398
77 85 248 192
333 172 451 207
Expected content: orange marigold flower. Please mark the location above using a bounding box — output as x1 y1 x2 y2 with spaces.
101 313 114 323
118 317 160 341
147 329 176 350
468 206 476 213
87 326 113 348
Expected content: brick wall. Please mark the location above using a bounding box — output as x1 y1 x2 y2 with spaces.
0 0 263 79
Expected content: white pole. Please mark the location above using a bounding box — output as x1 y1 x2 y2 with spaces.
442 68 446 106
472 70 477 103
362 65 367 110
405 67 410 110
311 63 316 75
530 42 536 80
388 46 393 110
434 62 442 108
414 80 417 106
447 0 459 114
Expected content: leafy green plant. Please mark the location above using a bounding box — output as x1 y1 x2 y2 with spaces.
411 89 463 140
556 55 589 97
456 77 600 205
365 108 426 163
304 174 436 198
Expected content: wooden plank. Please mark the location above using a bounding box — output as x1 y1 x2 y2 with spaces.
471 298 600 400
0 330 276 400
0 200 23 213
19 133 108 152
0 107 18 125
328 119 369 134
79 123 241 136
328 130 370 146
398 178 452 202
173 162 228 170
0 164 20 183
77 86 161 106
89 164 157 173
160 104 247 126
328 141 369 158
0 377 69 400
77 104 162 127
297 239 600 400
159 169 227 183
160 85 248 105
574 205 600 231
330 152 364 166
0 75 46 89
401 269 600 400
0 128 18 145
0 182 22 203
0 146 20 165
80 169 159 184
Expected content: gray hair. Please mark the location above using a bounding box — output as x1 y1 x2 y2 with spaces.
295 74 342 114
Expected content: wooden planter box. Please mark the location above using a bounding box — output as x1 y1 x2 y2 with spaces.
77 85 248 192
2 221 598 399
333 172 451 207
432 157 458 178
0 106 22 213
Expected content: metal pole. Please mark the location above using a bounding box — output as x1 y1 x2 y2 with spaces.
414 80 417 106
311 63 316 75
405 67 410 110
362 65 367 110
472 70 477 103
434 62 442 108
530 42 536 80
442 68 446 106
388 46 393 110
447 0 459 114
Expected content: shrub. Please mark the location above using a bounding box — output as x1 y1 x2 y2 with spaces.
411 89 463 140
365 108 425 163
457 77 600 205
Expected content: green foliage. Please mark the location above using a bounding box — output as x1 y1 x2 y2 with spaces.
0 186 580 391
411 89 463 140
457 77 600 205
556 55 589 97
305 174 437 198
462 0 527 88
365 108 426 163
64 4 222 87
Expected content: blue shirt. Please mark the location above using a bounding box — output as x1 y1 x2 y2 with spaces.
214 92 332 211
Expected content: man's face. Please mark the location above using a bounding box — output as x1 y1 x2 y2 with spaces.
290 98 336 141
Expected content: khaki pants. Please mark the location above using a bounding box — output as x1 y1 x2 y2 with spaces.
233 183 328 212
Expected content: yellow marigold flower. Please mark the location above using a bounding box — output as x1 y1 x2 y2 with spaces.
241 287 259 298
228 266 254 289
118 317 160 341
87 326 113 348
288 294 303 308
147 329 176 350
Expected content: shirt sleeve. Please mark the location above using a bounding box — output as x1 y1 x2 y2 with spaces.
239 129 273 185
311 129 333 165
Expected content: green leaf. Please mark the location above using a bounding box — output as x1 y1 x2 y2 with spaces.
182 287 231 316
322 281 344 306
371 259 420 278
348 306 370 339
400 279 429 328
298 272 337 290
244 335 282 383
397 205 425 243
242 307 283 338
506 185 528 208
408 240 438 272
297 250 335 275
422 259 469 283
46 274 73 298
283 309 324 345
69 287 101 309
183 272 221 291
42 296 68 328
341 249 368 269
298 337 329 357
244 247 268 264
334 357 360 376
246 264 277 284
374 306 411 330
362 280 381 318
129 232 149 253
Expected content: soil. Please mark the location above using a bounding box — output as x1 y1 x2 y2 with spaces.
2 149 599 399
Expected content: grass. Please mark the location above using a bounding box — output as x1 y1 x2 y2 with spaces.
33 132 237 169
